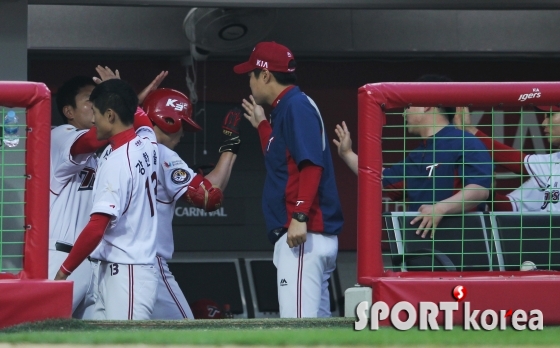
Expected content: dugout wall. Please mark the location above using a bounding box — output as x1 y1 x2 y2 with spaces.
353 82 560 325
0 82 71 329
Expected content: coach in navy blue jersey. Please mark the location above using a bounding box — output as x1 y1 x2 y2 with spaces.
236 41 343 318
335 76 492 238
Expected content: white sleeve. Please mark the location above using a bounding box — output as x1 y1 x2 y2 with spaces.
507 177 544 212
159 154 196 203
524 154 554 188
90 156 130 224
136 126 157 144
50 126 91 194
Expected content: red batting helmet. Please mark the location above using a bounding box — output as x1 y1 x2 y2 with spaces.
143 88 202 133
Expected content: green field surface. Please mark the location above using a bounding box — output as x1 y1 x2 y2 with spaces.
0 319 558 346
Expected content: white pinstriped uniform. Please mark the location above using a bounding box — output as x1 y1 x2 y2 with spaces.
91 127 159 320
49 125 98 319
507 153 560 212
151 145 196 320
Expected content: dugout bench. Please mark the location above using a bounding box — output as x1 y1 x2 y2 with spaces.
382 212 560 272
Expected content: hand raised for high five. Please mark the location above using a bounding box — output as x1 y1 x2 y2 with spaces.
333 121 353 158
241 95 266 128
93 65 120 84
93 66 168 105
452 107 478 135
333 121 358 175
137 71 168 105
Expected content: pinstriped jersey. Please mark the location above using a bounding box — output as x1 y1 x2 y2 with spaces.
90 127 158 264
508 153 560 212
155 145 196 260
49 125 98 246
262 86 343 244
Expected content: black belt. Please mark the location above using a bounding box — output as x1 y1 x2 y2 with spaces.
55 241 98 263
55 242 73 253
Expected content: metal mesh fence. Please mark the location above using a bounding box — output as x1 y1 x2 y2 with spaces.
0 107 27 274
381 106 560 272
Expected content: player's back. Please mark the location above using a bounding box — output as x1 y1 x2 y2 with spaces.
155 145 196 260
91 130 158 265
49 125 98 246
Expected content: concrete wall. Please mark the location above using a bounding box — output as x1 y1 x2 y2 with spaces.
0 1 27 80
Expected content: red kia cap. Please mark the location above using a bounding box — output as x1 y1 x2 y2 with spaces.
535 105 560 113
234 41 295 74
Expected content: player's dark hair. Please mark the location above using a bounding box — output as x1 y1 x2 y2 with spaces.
253 60 297 86
56 76 96 124
89 79 138 126
416 74 456 122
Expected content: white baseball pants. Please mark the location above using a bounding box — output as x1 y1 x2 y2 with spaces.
151 256 194 320
93 261 158 320
273 232 338 318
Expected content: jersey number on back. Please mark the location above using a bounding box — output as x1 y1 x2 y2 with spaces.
78 167 96 191
145 171 158 217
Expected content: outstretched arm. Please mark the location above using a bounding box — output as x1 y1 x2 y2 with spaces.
204 152 236 191
333 121 358 175
453 107 527 175
182 108 242 211
70 127 109 156
137 71 168 105
93 65 168 105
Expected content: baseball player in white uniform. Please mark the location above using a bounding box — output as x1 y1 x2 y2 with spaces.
141 88 240 320
55 79 159 320
49 76 109 319
507 153 560 212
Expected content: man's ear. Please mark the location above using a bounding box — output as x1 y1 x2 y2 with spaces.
261 69 272 83
105 108 115 124
62 105 74 120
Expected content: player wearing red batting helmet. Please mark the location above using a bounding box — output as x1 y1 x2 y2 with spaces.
143 88 202 134
141 88 241 320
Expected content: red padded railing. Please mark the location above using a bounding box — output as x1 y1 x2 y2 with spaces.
0 82 50 280
357 82 560 283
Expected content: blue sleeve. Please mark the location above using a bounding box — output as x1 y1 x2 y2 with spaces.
283 100 325 168
382 160 405 187
459 136 493 188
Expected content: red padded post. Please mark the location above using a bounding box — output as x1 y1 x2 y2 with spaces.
357 81 560 283
0 82 51 279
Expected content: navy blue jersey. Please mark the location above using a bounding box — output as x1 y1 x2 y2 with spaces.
263 86 343 243
383 126 492 211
